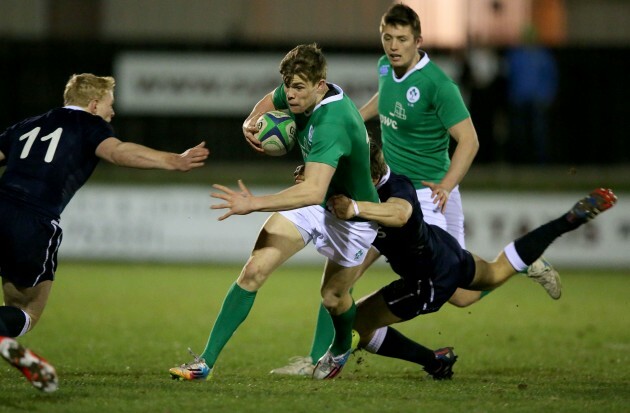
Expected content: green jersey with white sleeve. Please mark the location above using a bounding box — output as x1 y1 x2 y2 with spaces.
377 52 470 187
273 83 379 208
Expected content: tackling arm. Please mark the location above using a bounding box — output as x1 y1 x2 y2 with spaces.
329 195 412 228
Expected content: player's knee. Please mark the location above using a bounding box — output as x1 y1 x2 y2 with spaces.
320 289 344 314
237 259 270 291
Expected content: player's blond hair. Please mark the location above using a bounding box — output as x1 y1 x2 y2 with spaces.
63 73 115 107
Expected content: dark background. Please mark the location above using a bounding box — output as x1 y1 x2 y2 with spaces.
1 40 628 166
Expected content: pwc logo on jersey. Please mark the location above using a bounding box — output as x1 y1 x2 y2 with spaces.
379 65 389 76
380 101 408 130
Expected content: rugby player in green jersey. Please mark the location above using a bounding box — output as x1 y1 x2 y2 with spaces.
169 43 379 381
270 3 560 377
360 3 557 307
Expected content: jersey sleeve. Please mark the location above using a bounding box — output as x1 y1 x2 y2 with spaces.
434 81 470 129
304 122 348 168
84 116 115 149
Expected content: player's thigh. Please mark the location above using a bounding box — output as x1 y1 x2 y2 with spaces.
2 279 52 325
355 290 401 337
318 248 379 313
350 247 381 284
467 251 515 290
448 288 481 308
321 260 362 293
238 213 305 288
0 208 62 288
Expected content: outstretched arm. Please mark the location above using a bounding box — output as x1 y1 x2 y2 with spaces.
329 194 412 228
211 161 334 221
95 138 209 171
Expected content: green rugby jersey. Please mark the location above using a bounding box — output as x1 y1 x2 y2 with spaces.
273 83 379 207
376 52 470 187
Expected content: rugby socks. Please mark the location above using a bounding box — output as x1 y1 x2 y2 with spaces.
329 301 356 356
0 306 30 337
365 326 438 370
201 282 257 367
508 215 580 267
309 302 334 362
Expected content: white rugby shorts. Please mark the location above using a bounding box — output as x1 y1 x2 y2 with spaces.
416 185 465 248
279 205 377 267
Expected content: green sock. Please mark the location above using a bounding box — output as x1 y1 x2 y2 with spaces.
329 301 356 356
201 282 256 367
309 302 334 362
480 290 493 299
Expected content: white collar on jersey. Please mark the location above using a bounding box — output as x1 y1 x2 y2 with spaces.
312 83 344 113
376 166 391 190
392 50 431 83
63 105 86 111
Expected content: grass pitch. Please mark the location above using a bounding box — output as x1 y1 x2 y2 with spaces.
1 262 628 413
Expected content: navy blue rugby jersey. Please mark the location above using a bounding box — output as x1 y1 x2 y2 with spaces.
0 107 113 218
373 171 459 278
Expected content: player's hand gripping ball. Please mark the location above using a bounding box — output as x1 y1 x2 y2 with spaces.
255 111 297 156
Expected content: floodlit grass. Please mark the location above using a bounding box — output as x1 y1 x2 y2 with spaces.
1 262 628 413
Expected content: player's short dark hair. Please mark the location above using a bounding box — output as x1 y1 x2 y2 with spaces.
279 43 327 86
380 3 422 38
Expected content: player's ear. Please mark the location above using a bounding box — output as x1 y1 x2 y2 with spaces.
87 99 99 115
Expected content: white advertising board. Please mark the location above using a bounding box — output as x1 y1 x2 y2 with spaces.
59 186 630 268
114 52 380 116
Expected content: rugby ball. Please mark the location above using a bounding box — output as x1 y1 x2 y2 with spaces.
255 111 297 156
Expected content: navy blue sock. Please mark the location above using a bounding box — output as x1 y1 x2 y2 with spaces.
514 215 579 265
375 327 438 370
0 306 27 337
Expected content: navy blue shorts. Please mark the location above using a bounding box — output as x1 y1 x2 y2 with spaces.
380 236 476 321
0 200 62 287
